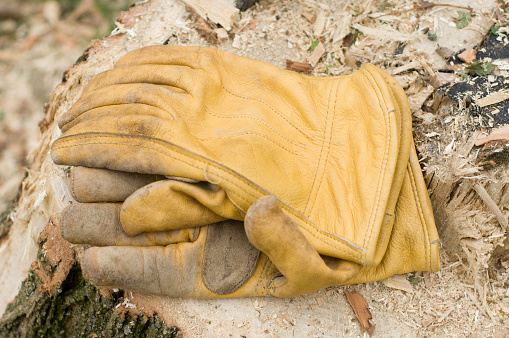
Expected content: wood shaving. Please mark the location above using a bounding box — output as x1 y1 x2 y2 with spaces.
344 289 375 336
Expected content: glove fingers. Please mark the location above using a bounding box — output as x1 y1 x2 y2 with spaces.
82 64 198 97
120 179 244 236
61 203 198 247
58 83 188 132
70 167 160 203
245 196 361 297
81 228 207 296
60 103 173 133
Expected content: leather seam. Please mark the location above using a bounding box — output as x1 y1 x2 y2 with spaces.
408 162 431 271
205 109 306 149
303 79 337 215
70 168 78 201
194 130 300 155
223 87 310 139
359 68 393 266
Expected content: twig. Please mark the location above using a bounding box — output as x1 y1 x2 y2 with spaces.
375 2 473 19
473 183 509 231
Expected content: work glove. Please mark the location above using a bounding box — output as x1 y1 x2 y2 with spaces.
52 45 440 297
60 152 436 298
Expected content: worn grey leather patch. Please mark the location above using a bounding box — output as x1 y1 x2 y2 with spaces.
202 220 260 295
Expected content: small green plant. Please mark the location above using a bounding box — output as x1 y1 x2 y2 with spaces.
491 25 500 36
427 32 437 41
310 39 319 51
376 0 391 12
457 61 495 79
348 29 363 46
409 277 421 285
453 11 472 29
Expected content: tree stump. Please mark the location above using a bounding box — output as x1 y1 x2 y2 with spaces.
1 0 508 336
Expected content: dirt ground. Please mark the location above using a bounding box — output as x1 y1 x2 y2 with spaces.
1 0 509 337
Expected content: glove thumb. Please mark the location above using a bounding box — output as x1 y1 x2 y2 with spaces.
120 179 244 236
245 196 361 297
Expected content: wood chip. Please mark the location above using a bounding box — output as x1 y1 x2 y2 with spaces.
286 59 312 73
352 23 415 41
344 51 358 69
475 125 509 146
182 0 239 31
502 260 509 269
301 11 315 24
344 289 375 336
473 183 509 231
313 11 326 36
214 28 229 40
382 274 414 293
476 89 509 107
457 48 476 64
423 271 435 288
308 42 325 67
437 307 454 323
186 5 219 44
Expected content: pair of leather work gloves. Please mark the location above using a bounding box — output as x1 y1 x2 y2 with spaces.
51 45 441 298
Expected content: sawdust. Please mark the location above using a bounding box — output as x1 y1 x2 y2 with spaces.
1 0 509 336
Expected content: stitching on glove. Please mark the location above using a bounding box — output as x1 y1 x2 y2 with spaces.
360 67 395 266
223 87 311 139
53 135 364 262
303 79 337 215
70 168 78 201
194 131 300 155
407 162 431 271
362 107 393 268
205 110 307 149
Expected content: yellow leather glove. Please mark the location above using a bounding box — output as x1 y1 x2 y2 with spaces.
61 152 437 298
52 46 440 297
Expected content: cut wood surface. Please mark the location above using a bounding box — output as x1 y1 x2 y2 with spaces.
1 0 509 336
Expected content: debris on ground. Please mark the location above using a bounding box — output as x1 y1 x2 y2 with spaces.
344 289 375 336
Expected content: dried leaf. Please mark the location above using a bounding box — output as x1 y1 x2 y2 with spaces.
286 59 312 73
344 289 375 336
457 48 476 64
301 11 315 24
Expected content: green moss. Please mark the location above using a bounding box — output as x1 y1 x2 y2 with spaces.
0 207 13 243
479 144 509 168
0 260 178 337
